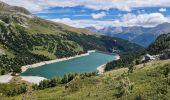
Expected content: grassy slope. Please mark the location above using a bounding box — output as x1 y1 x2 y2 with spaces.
2 59 170 100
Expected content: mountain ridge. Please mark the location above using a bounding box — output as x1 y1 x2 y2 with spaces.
86 23 170 47
0 1 31 15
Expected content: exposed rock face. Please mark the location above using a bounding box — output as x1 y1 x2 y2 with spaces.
141 54 156 63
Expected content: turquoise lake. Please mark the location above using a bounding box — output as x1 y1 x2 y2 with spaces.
21 52 116 79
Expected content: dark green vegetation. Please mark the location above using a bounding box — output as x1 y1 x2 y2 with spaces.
105 52 141 71
147 33 170 55
1 59 170 100
0 82 27 97
32 72 97 90
0 2 143 75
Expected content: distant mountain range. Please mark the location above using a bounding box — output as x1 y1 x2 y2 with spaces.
86 23 170 47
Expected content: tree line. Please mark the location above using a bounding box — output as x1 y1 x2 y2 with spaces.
32 72 97 90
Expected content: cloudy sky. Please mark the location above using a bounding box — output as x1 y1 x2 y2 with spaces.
2 0 170 29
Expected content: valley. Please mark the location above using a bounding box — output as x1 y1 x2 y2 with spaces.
0 2 142 75
0 1 170 100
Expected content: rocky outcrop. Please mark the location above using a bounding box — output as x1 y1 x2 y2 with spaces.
141 54 156 63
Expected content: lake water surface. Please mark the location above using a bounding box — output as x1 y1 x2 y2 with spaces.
21 51 116 78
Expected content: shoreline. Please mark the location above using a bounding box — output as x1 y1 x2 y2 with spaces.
0 50 95 83
97 55 120 74
97 64 106 74
115 54 120 60
0 50 120 84
21 76 47 84
0 73 13 83
21 50 96 73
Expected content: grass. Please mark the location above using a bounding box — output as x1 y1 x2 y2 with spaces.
32 50 56 59
1 59 170 100
27 17 97 36
0 44 15 58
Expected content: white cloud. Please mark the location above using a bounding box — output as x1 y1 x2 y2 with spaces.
4 0 169 28
2 0 170 12
1 0 46 12
159 8 167 12
50 18 113 29
91 12 106 19
112 13 170 27
50 13 170 29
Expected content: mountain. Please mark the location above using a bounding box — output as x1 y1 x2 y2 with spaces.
0 2 143 74
147 33 170 55
105 32 170 71
86 23 170 47
0 1 31 15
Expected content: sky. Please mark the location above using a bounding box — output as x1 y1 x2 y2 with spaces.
2 0 170 29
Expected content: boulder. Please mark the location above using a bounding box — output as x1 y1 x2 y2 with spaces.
141 54 155 63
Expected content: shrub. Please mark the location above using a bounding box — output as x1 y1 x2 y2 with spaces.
115 77 134 98
1 69 5 75
163 64 170 78
5 84 27 96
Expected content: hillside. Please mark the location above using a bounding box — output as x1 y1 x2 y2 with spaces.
0 2 143 75
104 32 170 71
147 33 170 55
1 59 170 100
86 23 170 47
